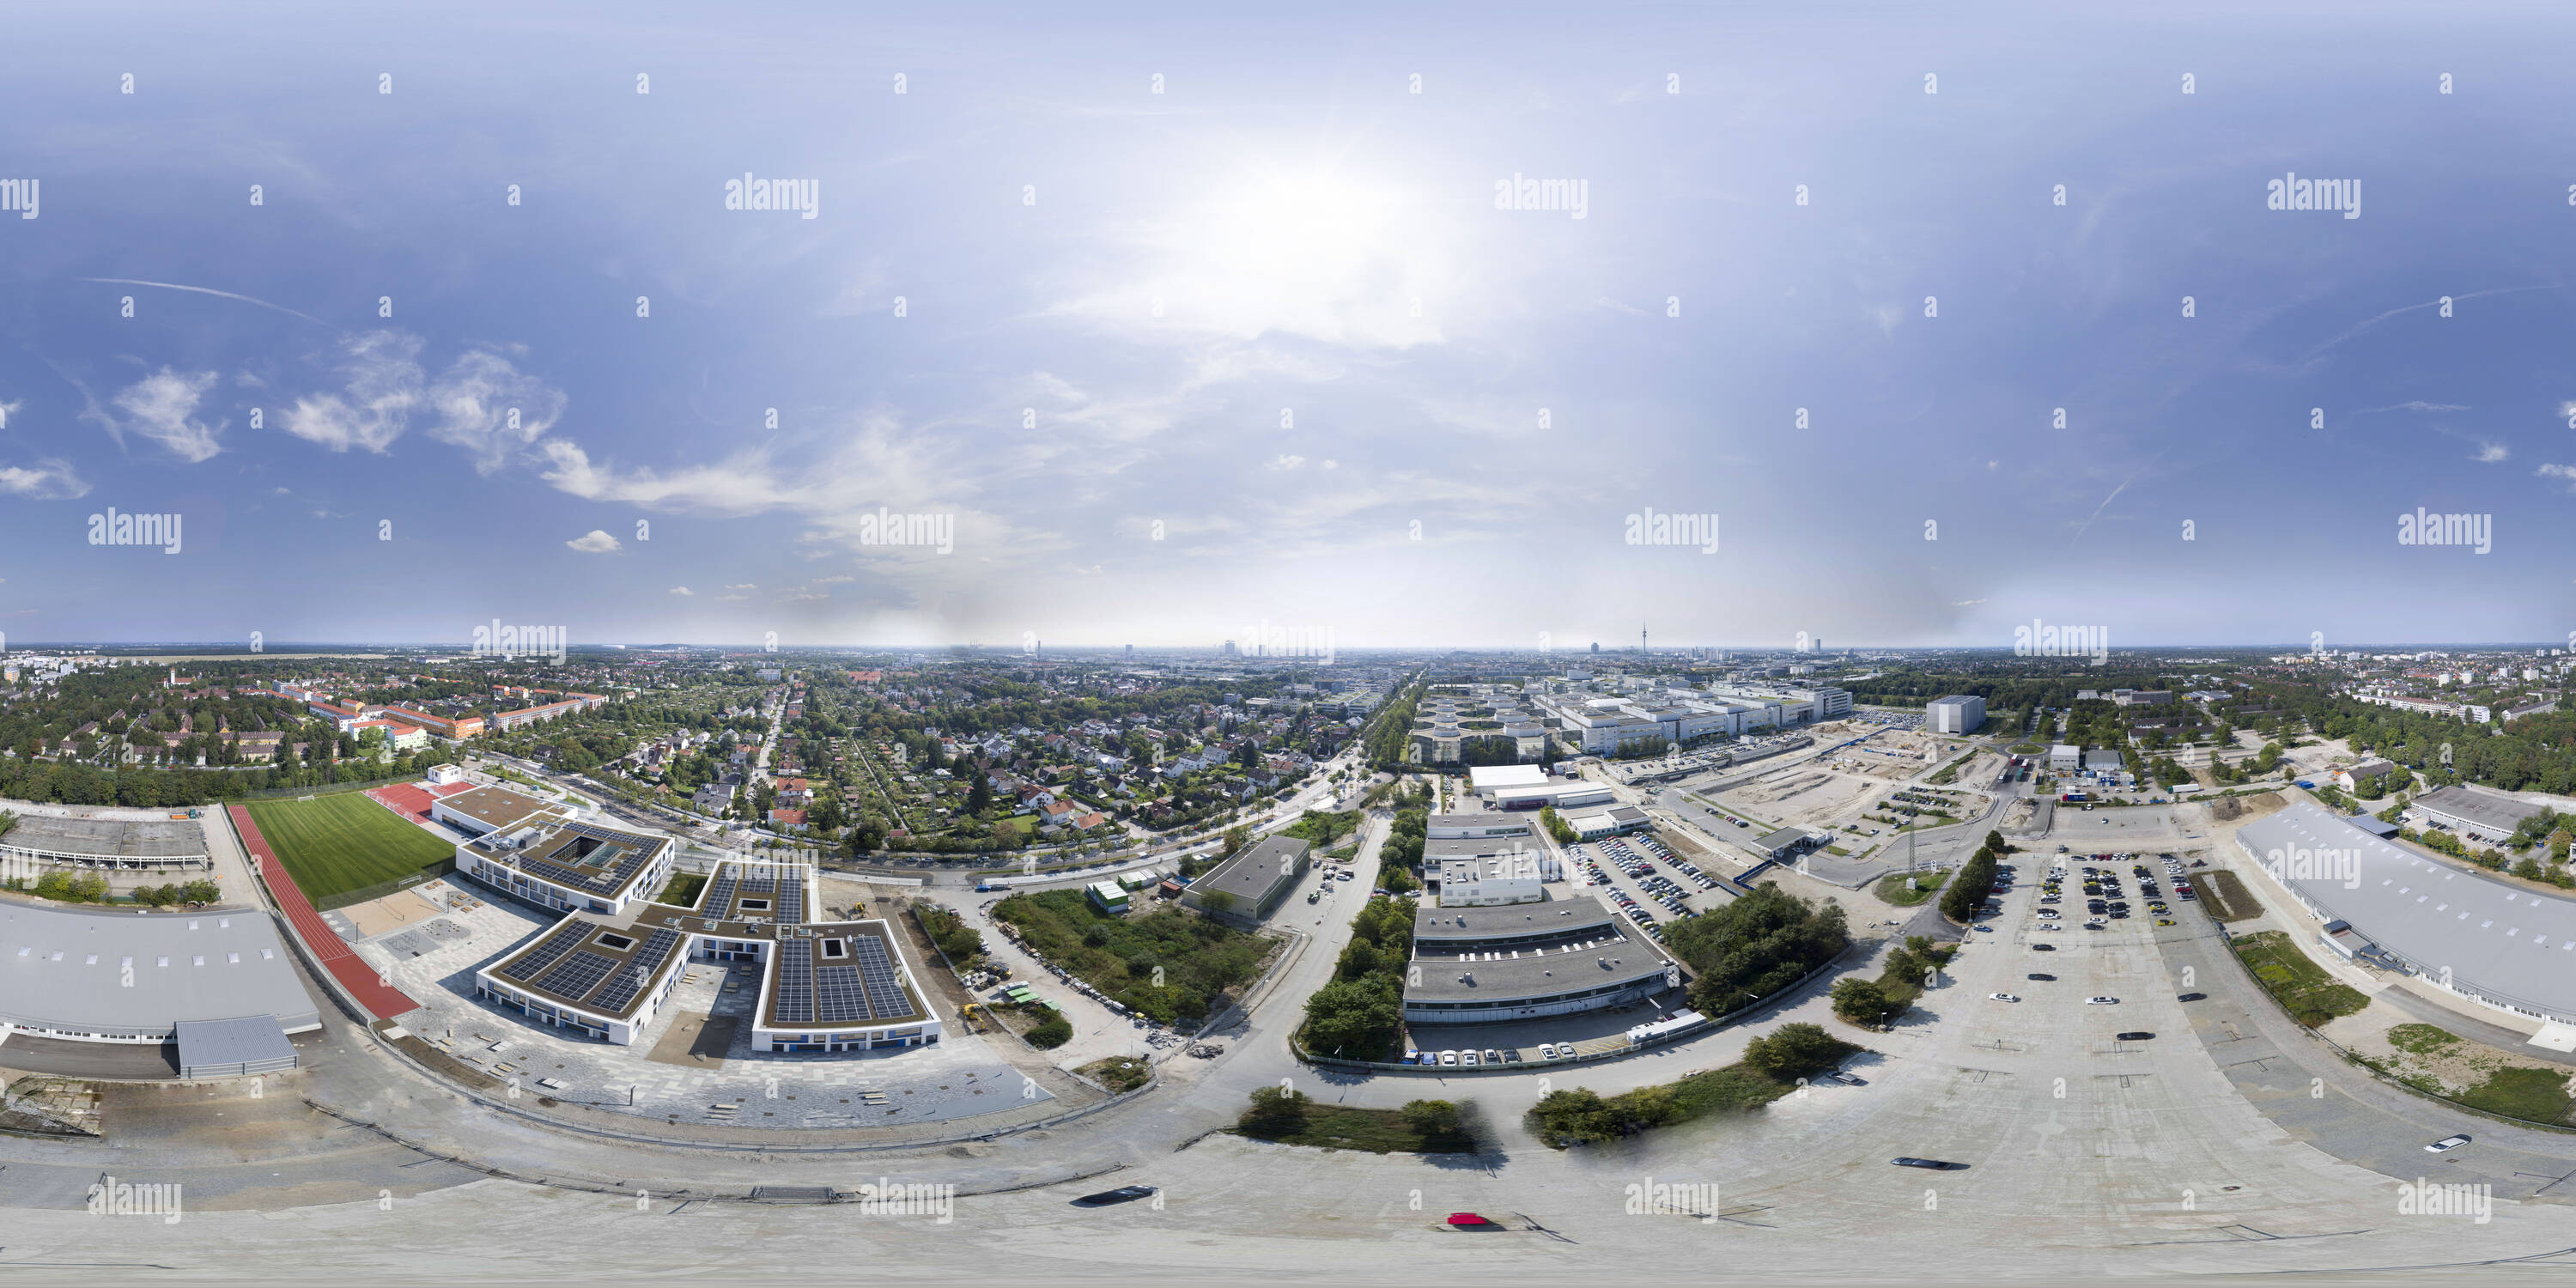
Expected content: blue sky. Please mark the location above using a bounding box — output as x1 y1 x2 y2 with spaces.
5 1 2576 651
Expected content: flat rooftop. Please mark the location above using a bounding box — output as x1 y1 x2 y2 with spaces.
2414 785 2547 833
482 861 928 1030
476 819 669 900
437 784 560 832
0 903 320 1038
1194 835 1310 907
1406 936 1668 1003
1413 898 1620 945
1429 812 1530 832
1 814 207 860
2239 803 2576 1021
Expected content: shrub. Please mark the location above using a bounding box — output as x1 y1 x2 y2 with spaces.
1239 1084 1311 1136
1741 1022 1856 1080
1829 977 1899 1027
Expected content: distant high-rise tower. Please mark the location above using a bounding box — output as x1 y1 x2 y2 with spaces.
1125 643 1133 658
1589 642 1600 654
1641 621 1648 654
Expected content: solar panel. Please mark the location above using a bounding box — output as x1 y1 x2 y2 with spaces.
499 924 583 981
849 938 911 1018
588 929 681 1012
817 963 867 1023
773 940 814 1024
536 950 618 1002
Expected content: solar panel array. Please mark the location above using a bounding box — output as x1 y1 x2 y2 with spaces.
536 950 617 1000
774 938 814 1023
702 866 739 915
518 827 655 895
497 922 583 981
849 937 914 1018
587 927 682 1013
816 963 868 1023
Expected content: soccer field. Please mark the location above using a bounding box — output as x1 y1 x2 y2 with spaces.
245 791 459 908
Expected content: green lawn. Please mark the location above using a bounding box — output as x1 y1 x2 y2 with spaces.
1874 870 1948 907
2457 1066 2576 1124
991 888 1272 1024
2231 931 2371 1024
246 793 457 908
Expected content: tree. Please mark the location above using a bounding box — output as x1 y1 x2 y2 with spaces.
1399 1098 1462 1141
1300 975 1400 1056
1829 977 1899 1027
1741 1022 1854 1079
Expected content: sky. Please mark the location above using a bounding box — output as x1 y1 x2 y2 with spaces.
6 1 2576 652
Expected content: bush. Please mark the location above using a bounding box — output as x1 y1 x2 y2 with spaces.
1741 1022 1857 1079
1239 1084 1311 1136
1025 1015 1073 1048
1829 977 1899 1027
1400 1098 1462 1139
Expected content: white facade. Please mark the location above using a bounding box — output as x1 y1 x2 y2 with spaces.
1927 695 1986 734
1436 854 1546 907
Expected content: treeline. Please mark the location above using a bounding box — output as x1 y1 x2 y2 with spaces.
1301 895 1417 1060
0 746 455 808
1939 831 2008 923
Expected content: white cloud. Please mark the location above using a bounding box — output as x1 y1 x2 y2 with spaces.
814 574 854 585
282 331 422 453
783 590 828 602
1953 598 1989 608
82 368 226 462
2474 441 2508 463
2539 463 2576 490
726 583 758 590
668 586 693 596
428 347 567 474
1263 453 1307 471
567 529 623 554
0 458 89 500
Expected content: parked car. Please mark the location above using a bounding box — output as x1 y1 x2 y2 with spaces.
1891 1157 1967 1170
2426 1134 2472 1153
2086 996 2119 1005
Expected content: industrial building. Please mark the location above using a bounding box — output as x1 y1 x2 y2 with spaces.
1401 897 1680 1024
1182 835 1312 927
0 902 321 1059
1434 853 1547 907
2239 803 2576 1026
2411 784 2547 845
1926 694 1986 734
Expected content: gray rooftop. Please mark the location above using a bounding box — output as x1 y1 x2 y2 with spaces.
0 904 321 1040
2413 785 2547 834
1413 898 1619 945
1428 812 1530 832
1405 939 1670 1003
1753 826 1808 851
1192 835 1310 908
2239 803 2576 1021
1 814 208 860
175 1014 298 1078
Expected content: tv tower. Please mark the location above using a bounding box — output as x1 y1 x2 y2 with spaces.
1640 621 1648 654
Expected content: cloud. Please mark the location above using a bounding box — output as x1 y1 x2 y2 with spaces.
2358 400 2471 414
1263 453 1307 471
668 586 694 596
2473 441 2508 463
566 529 623 554
783 590 828 602
814 574 854 585
719 581 757 601
282 331 423 453
726 583 758 590
0 459 87 499
81 368 226 462
428 347 568 474
1953 598 1989 608
2538 463 2576 490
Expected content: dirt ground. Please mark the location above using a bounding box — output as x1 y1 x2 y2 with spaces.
341 887 446 938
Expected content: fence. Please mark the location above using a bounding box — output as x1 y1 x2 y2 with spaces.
313 857 457 912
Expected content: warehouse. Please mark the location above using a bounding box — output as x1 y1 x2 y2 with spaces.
2411 785 2546 845
0 903 320 1054
1181 835 1312 927
1403 897 1681 1024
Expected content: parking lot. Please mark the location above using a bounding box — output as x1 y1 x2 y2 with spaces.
1565 831 1733 944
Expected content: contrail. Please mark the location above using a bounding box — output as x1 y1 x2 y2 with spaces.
2069 449 2171 548
2304 284 2559 361
78 277 328 325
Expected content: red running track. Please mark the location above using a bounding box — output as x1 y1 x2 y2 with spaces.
228 804 421 1022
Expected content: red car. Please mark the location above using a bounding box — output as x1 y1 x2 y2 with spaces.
1447 1212 1500 1229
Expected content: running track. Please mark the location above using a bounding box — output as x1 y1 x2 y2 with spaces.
228 804 421 1022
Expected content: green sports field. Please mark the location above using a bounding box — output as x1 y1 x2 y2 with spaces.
246 792 458 908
